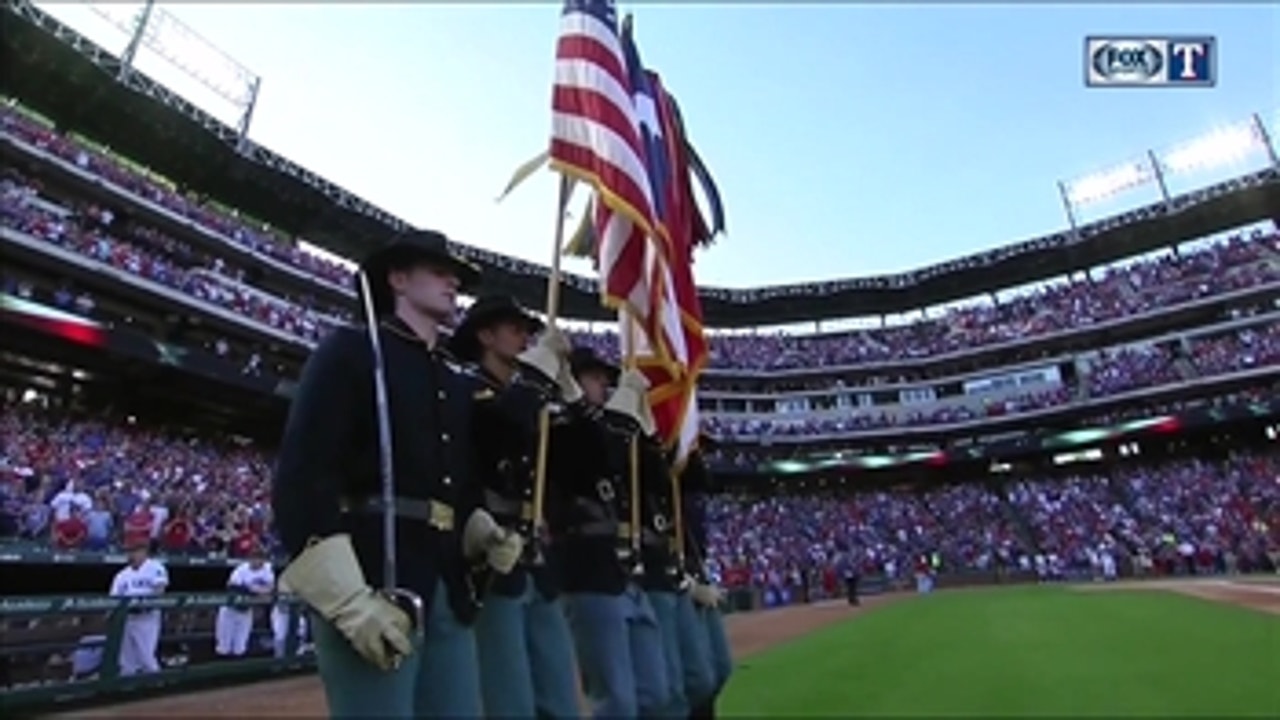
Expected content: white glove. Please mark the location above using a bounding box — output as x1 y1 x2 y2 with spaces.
518 327 573 396
486 530 524 574
604 369 655 435
554 359 584 404
539 326 572 358
618 367 651 393
691 581 725 608
464 510 525 573
279 535 412 672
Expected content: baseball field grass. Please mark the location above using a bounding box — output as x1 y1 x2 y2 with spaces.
719 586 1278 717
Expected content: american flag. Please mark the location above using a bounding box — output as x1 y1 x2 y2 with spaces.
550 0 659 328
616 24 709 469
549 0 719 468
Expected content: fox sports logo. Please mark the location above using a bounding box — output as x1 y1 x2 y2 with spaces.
1092 40 1164 82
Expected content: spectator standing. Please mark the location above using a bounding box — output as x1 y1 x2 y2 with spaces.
49 480 91 523
22 490 51 539
122 500 154 550
147 495 170 543
84 497 114 551
52 506 87 550
161 511 193 554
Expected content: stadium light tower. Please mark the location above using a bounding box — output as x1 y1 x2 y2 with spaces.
114 0 154 81
1160 123 1258 175
1060 159 1154 212
110 0 262 147
1057 111 1275 229
1055 181 1081 235
1250 113 1279 170
1146 150 1172 206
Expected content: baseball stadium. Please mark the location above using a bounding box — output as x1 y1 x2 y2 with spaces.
1 1 1278 718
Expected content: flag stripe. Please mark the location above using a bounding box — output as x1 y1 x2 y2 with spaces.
549 96 651 211
598 210 650 316
551 0 658 333
553 49 632 120
551 1 657 235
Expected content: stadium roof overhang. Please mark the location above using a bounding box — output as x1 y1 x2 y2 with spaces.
4 2 1278 328
0 317 287 440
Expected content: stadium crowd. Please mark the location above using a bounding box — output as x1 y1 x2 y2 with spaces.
4 163 1277 437
706 452 1278 593
3 402 1276 591
0 404 275 559
702 324 1279 439
4 105 1279 373
570 233 1277 371
3 105 1278 594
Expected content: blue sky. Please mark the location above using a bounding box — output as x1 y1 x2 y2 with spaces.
33 3 1279 301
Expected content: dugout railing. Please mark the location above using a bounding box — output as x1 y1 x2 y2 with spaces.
0 568 1047 713
0 584 833 713
0 592 314 713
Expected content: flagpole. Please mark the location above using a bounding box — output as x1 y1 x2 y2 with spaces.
545 175 574 322
671 466 686 570
529 172 575 566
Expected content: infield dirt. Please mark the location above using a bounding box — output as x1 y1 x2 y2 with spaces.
49 594 905 718
1073 576 1280 616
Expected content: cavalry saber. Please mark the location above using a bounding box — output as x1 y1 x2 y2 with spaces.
357 270 425 638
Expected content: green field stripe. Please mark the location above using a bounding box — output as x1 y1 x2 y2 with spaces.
720 588 1279 717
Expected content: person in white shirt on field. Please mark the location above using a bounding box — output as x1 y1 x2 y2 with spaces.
108 539 169 675
270 576 310 659
50 480 92 522
215 546 276 657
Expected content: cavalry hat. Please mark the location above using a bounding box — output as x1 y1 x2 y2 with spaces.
448 294 544 362
568 347 620 384
356 229 482 316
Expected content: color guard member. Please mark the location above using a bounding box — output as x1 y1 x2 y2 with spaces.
553 348 670 718
449 295 581 718
273 230 523 719
679 448 733 719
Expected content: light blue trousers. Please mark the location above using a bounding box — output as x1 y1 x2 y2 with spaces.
566 585 669 718
701 604 732 692
312 581 480 719
474 575 580 718
674 592 716 707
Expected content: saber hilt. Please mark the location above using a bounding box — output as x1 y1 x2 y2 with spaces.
356 270 425 637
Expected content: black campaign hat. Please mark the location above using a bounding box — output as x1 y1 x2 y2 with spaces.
568 346 620 383
356 229 482 316
448 295 544 362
